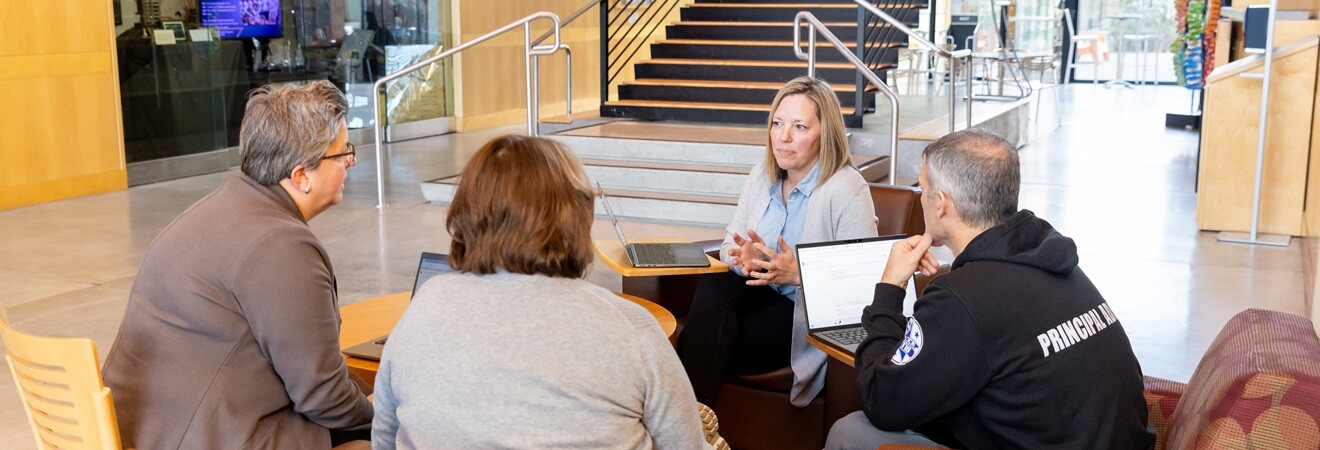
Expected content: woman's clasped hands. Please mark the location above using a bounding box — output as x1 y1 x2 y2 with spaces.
730 229 800 287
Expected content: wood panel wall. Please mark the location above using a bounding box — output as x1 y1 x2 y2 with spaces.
0 1 126 211
1305 42 1320 237
451 1 603 131
1197 36 1318 236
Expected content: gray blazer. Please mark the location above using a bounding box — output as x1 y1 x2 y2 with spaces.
103 174 373 449
719 162 879 406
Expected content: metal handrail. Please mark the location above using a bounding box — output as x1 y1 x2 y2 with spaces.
794 12 901 186
528 0 598 129
533 0 597 47
853 0 973 132
371 12 563 208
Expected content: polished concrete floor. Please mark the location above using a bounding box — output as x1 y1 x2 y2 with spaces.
0 84 1308 448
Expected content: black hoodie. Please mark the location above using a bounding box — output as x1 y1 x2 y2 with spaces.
854 210 1155 449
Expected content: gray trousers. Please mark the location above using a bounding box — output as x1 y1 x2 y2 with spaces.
825 411 945 450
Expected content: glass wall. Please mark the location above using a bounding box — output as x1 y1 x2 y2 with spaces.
1074 0 1177 83
947 0 1060 53
114 0 452 182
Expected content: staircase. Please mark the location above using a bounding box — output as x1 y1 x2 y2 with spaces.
600 0 923 127
420 121 892 227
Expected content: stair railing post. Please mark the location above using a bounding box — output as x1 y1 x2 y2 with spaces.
966 54 973 127
809 28 818 77
949 56 957 132
564 46 574 123
525 22 537 136
856 6 866 118
600 0 609 105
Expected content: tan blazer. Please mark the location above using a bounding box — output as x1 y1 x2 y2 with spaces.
103 174 373 449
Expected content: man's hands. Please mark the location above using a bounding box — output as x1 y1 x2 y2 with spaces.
881 234 940 289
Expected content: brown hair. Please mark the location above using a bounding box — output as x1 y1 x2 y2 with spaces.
446 135 594 278
764 76 851 184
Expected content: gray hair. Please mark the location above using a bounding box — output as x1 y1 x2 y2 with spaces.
922 128 1019 228
239 80 348 185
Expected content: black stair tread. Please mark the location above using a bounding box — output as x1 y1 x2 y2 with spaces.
685 2 923 8
658 38 862 47
672 20 857 26
605 99 857 115
688 3 856 7
640 58 870 69
625 78 878 92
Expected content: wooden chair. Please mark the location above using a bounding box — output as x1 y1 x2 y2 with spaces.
0 307 124 450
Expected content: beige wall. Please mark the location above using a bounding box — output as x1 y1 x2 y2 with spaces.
1 1 127 211
451 1 602 131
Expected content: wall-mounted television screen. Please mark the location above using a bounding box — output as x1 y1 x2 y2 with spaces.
200 0 282 39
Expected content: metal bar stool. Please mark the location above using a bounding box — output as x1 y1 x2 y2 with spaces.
1123 34 1159 85
1063 8 1104 84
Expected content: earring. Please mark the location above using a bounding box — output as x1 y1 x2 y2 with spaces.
304 187 311 194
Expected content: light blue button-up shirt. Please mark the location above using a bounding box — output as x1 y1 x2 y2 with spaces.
753 162 821 299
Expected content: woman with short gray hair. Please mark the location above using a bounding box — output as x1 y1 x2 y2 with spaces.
103 80 372 449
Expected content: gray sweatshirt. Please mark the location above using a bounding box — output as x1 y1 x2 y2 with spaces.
372 271 706 449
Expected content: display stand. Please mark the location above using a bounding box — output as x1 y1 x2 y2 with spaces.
1170 0 1218 130
1218 0 1290 247
1165 89 1203 130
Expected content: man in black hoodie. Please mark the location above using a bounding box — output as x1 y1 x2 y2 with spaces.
825 129 1155 449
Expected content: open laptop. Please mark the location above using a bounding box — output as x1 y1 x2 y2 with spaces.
796 235 908 355
599 188 710 268
341 252 453 361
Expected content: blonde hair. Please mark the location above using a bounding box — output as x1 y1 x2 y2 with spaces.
446 135 595 278
764 76 851 183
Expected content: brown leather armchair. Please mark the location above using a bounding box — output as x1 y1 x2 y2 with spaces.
703 183 929 450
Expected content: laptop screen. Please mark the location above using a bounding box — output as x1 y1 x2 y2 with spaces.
411 252 453 298
796 235 907 330
597 184 630 246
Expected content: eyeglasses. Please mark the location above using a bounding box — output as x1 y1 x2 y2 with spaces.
321 143 356 165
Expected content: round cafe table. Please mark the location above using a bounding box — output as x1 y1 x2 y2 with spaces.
339 290 676 385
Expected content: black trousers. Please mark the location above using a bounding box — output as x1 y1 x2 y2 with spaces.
678 271 795 404
330 428 371 447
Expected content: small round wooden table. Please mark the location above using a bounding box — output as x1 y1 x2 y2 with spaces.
339 290 676 385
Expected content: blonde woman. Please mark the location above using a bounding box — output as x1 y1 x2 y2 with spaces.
679 76 879 407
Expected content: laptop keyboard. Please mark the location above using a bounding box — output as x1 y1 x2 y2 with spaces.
820 328 867 345
633 244 677 263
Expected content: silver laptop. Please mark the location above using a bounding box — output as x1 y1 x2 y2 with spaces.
796 235 907 355
599 188 710 268
341 252 452 361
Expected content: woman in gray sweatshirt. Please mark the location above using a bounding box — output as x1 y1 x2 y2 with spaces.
371 135 706 450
